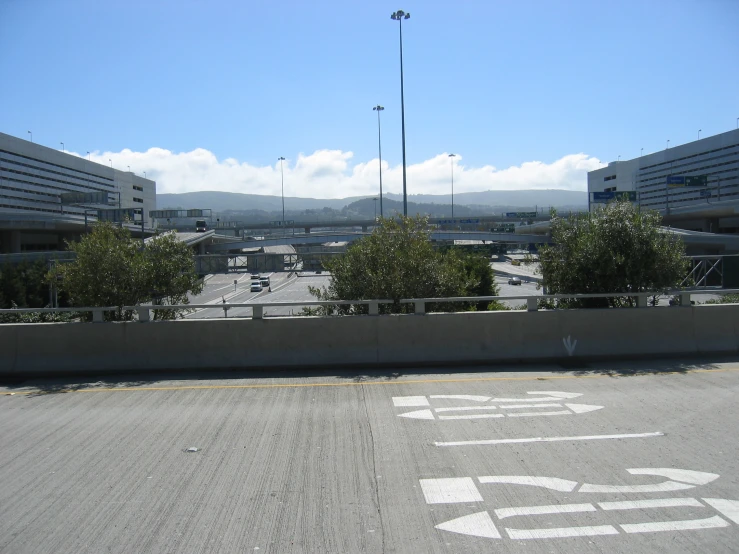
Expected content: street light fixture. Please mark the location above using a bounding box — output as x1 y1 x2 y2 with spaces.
27 131 32 143
666 139 670 149
60 142 64 152
641 147 644 158
109 159 112 168
698 129 702 140
128 165 131 172
278 157 286 230
87 151 91 160
373 105 385 217
391 9 410 217
448 153 456 219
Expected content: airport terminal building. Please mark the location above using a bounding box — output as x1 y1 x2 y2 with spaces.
0 131 156 252
588 129 739 233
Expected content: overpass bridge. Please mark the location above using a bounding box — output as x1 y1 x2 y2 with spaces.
206 230 550 252
157 213 560 236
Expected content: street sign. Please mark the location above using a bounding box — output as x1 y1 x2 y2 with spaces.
60 191 111 205
700 189 712 198
667 175 707 187
592 191 636 203
686 175 708 187
505 212 537 218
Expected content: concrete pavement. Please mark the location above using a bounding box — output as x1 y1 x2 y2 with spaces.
2 358 739 553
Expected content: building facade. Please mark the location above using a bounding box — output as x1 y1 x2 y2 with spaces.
0 131 156 252
588 129 739 233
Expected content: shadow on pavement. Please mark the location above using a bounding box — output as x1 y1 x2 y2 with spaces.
566 355 733 377
1 355 734 396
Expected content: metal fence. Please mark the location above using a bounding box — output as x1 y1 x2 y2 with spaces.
2 289 738 323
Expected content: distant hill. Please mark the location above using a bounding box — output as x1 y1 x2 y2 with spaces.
157 189 587 214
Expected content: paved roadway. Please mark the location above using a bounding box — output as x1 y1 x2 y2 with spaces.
186 272 332 319
2 359 739 553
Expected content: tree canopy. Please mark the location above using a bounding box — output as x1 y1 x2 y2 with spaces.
308 216 498 314
51 223 203 320
538 201 688 307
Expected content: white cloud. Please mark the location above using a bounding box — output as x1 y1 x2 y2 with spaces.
77 147 601 198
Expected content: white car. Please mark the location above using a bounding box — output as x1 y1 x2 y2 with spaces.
250 281 262 292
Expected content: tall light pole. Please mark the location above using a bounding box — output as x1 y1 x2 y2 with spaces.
391 10 410 217
373 197 378 220
278 157 286 229
698 129 702 140
144 171 147 178
640 147 643 158
60 142 64 152
373 105 385 217
109 159 112 168
448 153 456 218
87 151 91 160
666 139 670 149
27 131 32 143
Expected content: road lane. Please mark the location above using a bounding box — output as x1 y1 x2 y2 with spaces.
2 360 739 552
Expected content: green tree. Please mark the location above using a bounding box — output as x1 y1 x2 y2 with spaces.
50 223 203 320
307 216 498 314
538 201 688 308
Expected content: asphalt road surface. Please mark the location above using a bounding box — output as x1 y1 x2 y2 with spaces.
2 358 739 553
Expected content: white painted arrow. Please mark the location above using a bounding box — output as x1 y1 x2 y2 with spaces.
491 391 583 402
398 409 435 420
566 403 604 414
435 511 501 539
400 403 603 420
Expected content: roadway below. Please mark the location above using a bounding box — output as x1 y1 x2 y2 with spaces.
2 358 739 553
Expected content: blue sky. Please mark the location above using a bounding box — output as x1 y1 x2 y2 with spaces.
1 0 737 198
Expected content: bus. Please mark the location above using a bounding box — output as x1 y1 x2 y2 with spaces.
195 219 208 232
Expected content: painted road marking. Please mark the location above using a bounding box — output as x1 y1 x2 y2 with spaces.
495 503 595 519
438 414 504 420
506 525 618 540
580 469 719 493
435 406 499 413
435 431 663 447
426 468 739 541
507 410 572 417
703 498 739 524
430 394 490 402
395 391 604 420
620 515 729 534
4 366 738 396
392 396 429 407
435 512 501 539
499 403 562 409
420 478 484 505
491 391 583 402
478 476 578 492
599 498 704 511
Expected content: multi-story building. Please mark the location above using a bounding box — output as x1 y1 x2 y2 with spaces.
0 131 156 252
588 129 739 233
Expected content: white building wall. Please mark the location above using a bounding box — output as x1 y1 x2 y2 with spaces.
0 131 156 227
588 129 739 216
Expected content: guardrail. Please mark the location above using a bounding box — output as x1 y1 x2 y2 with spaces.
2 289 737 323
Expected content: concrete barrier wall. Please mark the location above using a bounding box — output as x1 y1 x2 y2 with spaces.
1 305 738 376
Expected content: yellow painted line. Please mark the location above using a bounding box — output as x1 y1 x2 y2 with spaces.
1 365 736 395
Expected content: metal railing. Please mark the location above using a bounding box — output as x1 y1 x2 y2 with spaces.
2 289 738 323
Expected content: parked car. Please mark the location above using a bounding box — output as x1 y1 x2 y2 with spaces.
508 277 522 285
250 281 262 292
